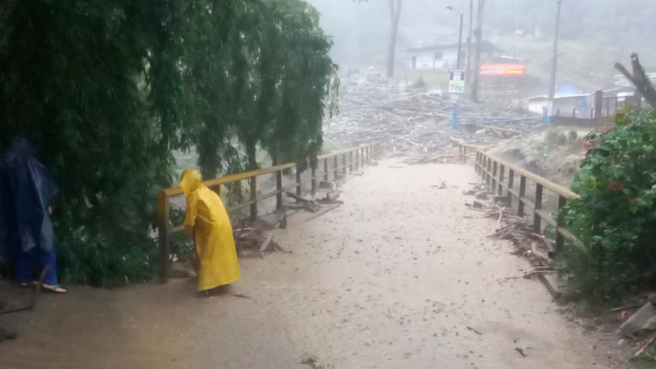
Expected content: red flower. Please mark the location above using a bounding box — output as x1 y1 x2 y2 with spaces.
607 180 624 192
583 139 596 149
629 198 637 205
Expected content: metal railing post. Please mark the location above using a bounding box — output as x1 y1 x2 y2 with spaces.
250 176 257 219
355 149 359 171
486 158 492 185
323 158 329 181
533 184 543 233
276 170 283 210
296 166 302 196
518 175 526 217
475 151 480 175
498 165 505 195
334 156 338 179
157 191 170 282
492 161 498 191
311 164 317 197
507 169 515 207
349 151 353 172
343 153 347 176
556 195 567 251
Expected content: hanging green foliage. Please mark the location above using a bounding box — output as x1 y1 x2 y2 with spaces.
0 0 338 286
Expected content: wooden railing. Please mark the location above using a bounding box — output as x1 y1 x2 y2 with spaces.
459 144 581 253
157 143 378 280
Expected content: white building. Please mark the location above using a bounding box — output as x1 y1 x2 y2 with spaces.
407 41 502 70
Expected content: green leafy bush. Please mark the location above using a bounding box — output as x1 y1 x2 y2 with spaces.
0 0 337 286
560 108 656 299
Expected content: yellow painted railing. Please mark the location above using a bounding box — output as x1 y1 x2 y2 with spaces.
459 143 581 253
157 143 378 280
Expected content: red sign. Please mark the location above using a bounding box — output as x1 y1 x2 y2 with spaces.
480 63 526 76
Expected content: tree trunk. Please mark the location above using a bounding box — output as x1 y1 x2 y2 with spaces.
387 0 402 78
470 0 485 102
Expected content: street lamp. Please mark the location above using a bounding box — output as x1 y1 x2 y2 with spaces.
446 6 464 70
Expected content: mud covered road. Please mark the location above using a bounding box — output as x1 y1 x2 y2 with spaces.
0 161 622 369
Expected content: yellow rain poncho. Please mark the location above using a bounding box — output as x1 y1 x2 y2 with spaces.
180 169 240 291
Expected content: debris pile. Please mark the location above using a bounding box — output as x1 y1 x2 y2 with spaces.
324 76 543 163
464 183 554 269
234 221 284 259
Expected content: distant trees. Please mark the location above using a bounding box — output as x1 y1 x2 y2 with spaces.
0 0 338 286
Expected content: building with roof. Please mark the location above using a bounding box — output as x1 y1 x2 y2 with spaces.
407 41 502 70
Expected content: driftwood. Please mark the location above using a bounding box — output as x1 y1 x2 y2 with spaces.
499 270 554 282
633 331 656 359
473 124 522 135
259 233 274 252
285 191 315 204
294 204 342 226
496 207 505 230
400 137 421 147
467 326 482 335
531 242 552 264
466 193 552 266
403 154 459 165
234 221 283 258
285 192 325 213
283 204 317 213
317 192 343 205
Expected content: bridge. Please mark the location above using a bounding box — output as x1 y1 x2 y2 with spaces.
0 146 619 369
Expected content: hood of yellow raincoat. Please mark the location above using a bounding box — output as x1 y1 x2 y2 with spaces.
180 169 203 197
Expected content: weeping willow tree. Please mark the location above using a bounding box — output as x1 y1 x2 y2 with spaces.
0 0 338 286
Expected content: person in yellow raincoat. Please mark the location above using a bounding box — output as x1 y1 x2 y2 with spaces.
180 169 240 292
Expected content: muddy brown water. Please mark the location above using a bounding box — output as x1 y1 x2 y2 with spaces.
0 162 623 369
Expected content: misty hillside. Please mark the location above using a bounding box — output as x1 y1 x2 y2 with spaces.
308 0 656 92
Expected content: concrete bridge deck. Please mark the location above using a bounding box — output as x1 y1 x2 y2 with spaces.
0 161 620 369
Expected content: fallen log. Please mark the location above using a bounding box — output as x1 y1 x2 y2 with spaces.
294 204 342 226
285 191 314 204
283 204 317 213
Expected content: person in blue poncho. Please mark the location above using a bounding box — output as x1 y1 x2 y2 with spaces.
0 138 66 293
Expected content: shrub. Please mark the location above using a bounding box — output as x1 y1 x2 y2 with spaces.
559 108 656 299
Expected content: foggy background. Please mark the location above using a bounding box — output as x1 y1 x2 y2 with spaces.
307 0 656 94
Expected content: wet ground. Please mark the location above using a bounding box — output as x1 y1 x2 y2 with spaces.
0 161 623 369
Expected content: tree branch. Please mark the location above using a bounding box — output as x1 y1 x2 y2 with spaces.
615 53 656 107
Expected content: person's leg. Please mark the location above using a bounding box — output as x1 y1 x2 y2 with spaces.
38 246 59 286
14 249 35 285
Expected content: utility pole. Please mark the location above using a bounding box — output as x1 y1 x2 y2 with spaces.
465 0 473 93
387 0 403 78
470 0 485 102
447 5 465 69
456 12 464 69
547 0 563 113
